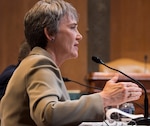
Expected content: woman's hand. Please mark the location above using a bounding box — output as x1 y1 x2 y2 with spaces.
100 74 142 107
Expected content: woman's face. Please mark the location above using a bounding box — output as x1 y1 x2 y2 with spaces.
53 14 82 62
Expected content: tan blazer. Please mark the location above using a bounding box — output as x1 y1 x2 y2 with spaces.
0 47 104 126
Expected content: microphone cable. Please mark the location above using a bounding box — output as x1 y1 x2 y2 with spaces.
63 77 102 91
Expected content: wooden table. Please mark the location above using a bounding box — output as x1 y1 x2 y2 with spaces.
87 72 150 114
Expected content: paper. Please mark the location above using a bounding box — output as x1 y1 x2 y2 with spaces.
106 108 144 120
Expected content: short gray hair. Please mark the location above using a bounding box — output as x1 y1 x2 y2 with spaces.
24 0 78 49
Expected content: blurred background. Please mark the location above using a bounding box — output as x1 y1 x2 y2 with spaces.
0 0 150 92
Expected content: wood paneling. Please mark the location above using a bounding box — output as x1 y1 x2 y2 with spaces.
0 0 88 91
0 0 38 72
110 0 150 63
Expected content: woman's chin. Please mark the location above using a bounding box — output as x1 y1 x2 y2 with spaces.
69 53 78 59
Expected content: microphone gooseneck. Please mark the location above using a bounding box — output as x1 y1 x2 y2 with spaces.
92 56 150 125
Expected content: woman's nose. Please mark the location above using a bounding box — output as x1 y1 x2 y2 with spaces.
77 32 83 41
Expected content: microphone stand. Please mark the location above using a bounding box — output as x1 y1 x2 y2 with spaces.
92 56 150 125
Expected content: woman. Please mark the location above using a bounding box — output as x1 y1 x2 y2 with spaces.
0 0 142 126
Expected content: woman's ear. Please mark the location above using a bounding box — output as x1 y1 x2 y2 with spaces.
44 27 55 42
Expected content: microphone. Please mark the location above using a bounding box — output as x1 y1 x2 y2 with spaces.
63 77 102 90
92 56 150 125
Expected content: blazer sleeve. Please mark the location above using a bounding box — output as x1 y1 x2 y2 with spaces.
26 57 105 126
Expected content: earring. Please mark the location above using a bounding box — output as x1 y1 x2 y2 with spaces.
51 38 55 42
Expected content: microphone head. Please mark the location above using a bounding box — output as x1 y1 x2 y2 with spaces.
92 56 104 64
62 77 71 82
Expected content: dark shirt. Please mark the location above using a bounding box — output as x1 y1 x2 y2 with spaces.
0 64 18 99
